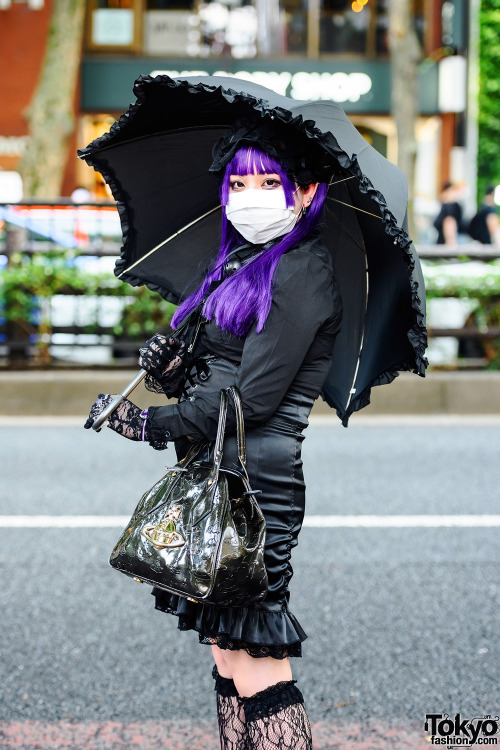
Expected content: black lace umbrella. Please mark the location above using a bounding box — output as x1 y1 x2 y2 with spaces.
78 74 427 425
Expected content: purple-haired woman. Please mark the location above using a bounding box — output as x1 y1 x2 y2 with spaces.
85 123 342 749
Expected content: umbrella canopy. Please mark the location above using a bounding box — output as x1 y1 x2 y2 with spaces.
78 74 427 424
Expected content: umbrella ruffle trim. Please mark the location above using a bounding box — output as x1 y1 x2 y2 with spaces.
77 145 145 297
78 74 428 421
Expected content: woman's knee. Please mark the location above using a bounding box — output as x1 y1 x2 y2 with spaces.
211 645 232 679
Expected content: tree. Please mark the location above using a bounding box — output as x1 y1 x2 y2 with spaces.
388 0 422 236
17 0 86 198
477 0 500 201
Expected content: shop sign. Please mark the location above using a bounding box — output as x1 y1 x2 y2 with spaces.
81 58 439 114
150 68 372 103
92 9 134 47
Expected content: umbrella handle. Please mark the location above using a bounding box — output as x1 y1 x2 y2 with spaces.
92 369 147 431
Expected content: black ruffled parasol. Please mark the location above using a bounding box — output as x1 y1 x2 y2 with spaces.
78 74 427 425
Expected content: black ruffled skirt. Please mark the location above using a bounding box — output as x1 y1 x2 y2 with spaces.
153 381 314 659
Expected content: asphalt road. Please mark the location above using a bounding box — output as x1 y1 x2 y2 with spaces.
0 418 498 749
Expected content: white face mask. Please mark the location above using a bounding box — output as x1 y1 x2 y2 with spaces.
225 188 299 245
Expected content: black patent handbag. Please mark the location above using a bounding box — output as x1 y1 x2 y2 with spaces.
109 386 268 606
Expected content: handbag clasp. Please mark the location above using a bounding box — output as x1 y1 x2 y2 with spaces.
142 505 185 549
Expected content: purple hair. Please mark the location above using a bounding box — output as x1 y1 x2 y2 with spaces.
171 146 328 336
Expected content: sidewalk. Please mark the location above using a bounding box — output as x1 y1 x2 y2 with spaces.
0 719 431 749
1 370 500 417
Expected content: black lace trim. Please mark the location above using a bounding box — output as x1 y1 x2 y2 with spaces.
144 418 170 451
242 681 304 723
212 665 240 698
199 633 302 660
152 588 306 659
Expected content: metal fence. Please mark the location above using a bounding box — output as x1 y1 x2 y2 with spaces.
0 200 121 255
1 201 499 368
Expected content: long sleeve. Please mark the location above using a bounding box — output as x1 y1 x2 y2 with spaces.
147 240 342 442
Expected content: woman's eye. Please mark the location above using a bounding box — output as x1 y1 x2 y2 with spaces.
263 179 281 188
230 180 245 190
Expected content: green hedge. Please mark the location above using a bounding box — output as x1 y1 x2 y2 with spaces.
0 251 176 339
423 259 500 297
2 253 500 366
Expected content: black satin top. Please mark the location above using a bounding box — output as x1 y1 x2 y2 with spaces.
148 235 342 442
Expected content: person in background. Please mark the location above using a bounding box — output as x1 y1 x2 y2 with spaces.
433 182 464 246
468 186 499 245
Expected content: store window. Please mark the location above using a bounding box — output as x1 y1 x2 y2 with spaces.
142 0 305 59
282 0 308 55
143 0 258 58
77 115 117 199
86 0 142 52
318 0 425 58
355 124 388 157
319 0 389 57
85 0 425 59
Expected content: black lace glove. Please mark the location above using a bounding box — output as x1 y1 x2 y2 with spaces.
84 394 147 441
84 393 111 432
138 334 186 395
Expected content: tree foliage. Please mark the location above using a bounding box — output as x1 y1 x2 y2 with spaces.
477 0 500 199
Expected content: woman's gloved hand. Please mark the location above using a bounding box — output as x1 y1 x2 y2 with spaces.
84 394 147 441
84 393 112 432
139 334 185 382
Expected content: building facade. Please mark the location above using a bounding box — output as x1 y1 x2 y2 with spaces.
0 0 471 235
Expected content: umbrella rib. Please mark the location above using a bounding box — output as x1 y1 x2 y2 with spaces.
117 204 222 277
328 176 356 187
345 252 369 411
327 177 382 220
327 205 369 409
327 197 383 220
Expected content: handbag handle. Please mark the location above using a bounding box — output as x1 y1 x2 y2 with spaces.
213 386 247 476
226 385 246 466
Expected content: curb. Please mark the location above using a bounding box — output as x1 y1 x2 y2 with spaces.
1 370 500 417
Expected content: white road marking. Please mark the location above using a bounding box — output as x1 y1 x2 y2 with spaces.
0 515 499 528
308 414 500 427
0 516 131 527
302 515 500 527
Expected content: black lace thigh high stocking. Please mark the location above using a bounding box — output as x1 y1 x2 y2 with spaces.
213 665 249 750
242 680 312 750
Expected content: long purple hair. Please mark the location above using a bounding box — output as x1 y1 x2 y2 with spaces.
171 146 328 336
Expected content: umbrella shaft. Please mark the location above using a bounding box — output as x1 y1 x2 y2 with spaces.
92 369 147 431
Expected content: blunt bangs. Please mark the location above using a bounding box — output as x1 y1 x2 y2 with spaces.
220 146 296 207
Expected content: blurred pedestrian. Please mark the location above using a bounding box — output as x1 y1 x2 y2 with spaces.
468 186 499 245
85 121 343 749
433 182 464 246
